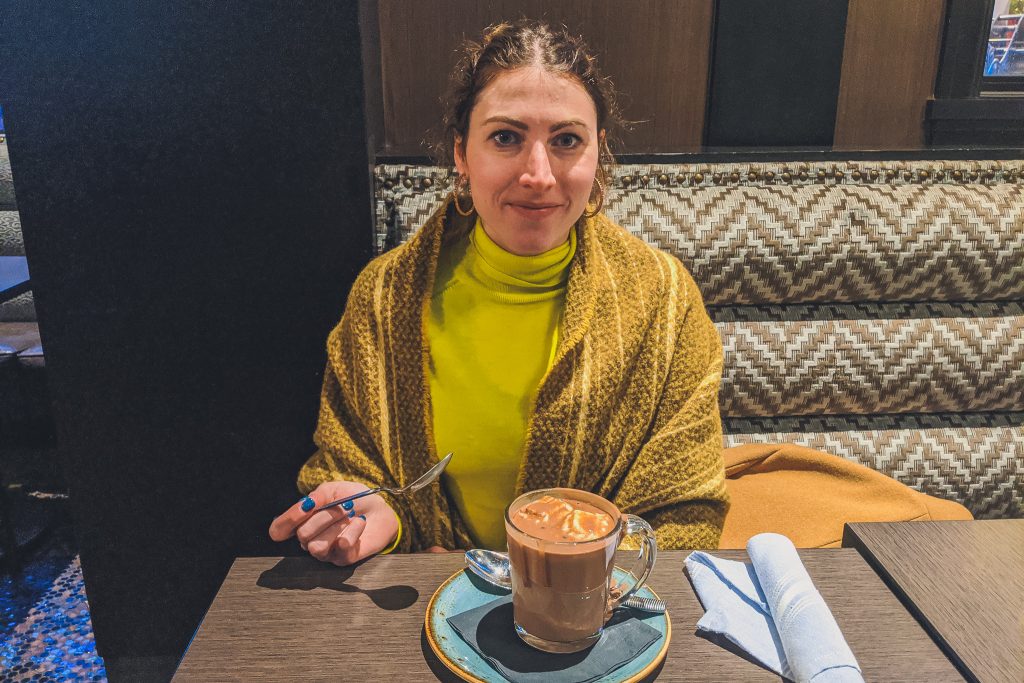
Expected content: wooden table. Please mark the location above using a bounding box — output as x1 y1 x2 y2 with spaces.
0 255 30 303
844 520 1024 683
173 549 962 681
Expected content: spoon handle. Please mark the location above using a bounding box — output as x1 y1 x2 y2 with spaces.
314 487 383 513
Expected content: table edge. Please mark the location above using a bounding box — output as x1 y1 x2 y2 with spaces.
841 523 976 683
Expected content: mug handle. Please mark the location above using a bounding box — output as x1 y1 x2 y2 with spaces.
611 514 657 609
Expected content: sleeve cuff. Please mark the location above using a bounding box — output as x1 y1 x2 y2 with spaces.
378 507 402 555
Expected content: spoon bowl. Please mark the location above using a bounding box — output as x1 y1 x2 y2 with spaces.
465 548 512 589
315 452 454 513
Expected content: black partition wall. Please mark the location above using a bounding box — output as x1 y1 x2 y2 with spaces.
2 3 373 675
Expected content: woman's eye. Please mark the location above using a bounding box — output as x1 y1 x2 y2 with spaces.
553 133 582 148
491 130 519 146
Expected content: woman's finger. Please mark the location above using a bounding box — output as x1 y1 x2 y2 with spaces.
306 517 353 562
329 515 368 566
295 506 354 547
269 494 321 542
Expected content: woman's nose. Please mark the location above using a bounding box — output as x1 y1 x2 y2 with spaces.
519 142 556 190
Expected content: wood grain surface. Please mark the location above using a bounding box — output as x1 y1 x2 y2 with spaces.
833 0 946 150
844 520 1024 683
376 0 713 155
173 549 962 681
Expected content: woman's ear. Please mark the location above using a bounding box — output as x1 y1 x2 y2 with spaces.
453 135 467 176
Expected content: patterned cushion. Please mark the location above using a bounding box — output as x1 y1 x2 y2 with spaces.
0 290 36 323
376 160 1023 518
376 161 1024 304
716 302 1023 417
1 211 24 256
0 142 15 210
0 205 35 322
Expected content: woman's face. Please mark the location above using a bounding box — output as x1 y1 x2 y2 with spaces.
454 67 602 256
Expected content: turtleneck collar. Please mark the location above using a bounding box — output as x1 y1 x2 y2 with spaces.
470 217 576 291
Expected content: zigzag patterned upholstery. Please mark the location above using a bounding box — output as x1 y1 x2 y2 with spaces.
716 305 1023 416
374 161 1023 518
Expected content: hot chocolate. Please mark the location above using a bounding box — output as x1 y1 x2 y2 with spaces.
505 490 621 650
505 488 659 653
510 494 616 542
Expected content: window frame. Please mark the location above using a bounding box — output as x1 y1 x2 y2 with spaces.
928 0 1024 145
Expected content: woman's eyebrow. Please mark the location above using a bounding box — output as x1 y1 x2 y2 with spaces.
482 116 587 132
550 119 586 132
482 116 528 130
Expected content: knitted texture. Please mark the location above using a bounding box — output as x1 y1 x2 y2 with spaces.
298 198 729 551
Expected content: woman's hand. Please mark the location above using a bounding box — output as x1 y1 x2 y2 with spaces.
268 481 400 566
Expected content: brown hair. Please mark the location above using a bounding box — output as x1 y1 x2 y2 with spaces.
434 19 622 209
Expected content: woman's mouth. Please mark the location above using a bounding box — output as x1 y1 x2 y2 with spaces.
508 202 562 220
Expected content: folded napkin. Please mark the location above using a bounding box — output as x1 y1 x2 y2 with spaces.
685 533 863 682
447 595 661 683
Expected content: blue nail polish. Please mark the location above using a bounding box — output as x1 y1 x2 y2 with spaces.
342 500 354 511
347 510 356 518
300 497 315 512
358 514 366 521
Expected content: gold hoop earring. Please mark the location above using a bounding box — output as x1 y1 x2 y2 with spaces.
452 175 475 217
583 175 605 218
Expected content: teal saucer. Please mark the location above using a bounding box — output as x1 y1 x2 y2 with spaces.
425 567 670 683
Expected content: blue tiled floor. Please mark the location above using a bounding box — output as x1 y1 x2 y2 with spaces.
1 504 106 682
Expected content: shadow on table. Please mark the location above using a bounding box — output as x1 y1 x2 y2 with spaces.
421 599 670 682
256 556 419 610
694 630 779 678
421 624 668 682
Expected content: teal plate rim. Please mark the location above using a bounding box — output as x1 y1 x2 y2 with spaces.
424 567 670 683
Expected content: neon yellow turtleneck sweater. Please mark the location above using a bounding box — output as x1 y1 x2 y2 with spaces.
427 219 576 549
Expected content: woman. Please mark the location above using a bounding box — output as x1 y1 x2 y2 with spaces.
269 20 729 565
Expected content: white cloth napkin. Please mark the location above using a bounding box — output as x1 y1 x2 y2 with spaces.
685 533 863 682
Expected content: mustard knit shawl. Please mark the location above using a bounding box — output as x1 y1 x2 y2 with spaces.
298 199 729 551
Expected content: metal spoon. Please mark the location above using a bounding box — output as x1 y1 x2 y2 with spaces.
314 452 454 513
464 548 667 614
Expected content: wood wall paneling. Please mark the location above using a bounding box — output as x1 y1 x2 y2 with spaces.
833 0 947 150
377 1 714 155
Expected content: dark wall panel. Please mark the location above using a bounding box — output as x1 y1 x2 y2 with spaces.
377 0 714 155
934 0 991 99
3 1 373 670
706 0 849 147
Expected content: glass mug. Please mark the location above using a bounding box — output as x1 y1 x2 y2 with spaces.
504 487 658 653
